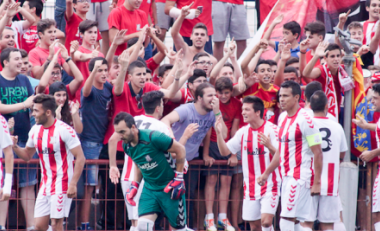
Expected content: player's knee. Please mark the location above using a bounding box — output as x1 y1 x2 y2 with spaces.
261 214 273 228
206 175 218 186
50 219 63 231
137 218 154 231
34 224 49 231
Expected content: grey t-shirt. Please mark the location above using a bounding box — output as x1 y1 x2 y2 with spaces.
172 103 215 161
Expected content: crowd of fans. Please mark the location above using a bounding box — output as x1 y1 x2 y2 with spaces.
1 0 380 230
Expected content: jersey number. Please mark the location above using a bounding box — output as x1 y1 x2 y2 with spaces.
136 120 152 129
319 128 332 152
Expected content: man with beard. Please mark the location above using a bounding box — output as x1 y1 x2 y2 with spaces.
110 112 188 231
11 94 85 231
161 83 227 228
170 3 217 69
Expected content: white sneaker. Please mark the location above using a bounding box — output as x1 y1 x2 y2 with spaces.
204 218 217 231
218 218 235 231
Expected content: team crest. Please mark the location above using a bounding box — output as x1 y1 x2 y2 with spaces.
145 155 152 162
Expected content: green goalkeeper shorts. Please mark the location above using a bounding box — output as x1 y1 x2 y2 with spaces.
138 186 187 229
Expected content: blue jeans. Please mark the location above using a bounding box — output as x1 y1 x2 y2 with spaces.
54 0 66 34
81 140 103 186
14 141 38 187
144 42 153 60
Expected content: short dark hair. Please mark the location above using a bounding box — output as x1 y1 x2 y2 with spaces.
266 59 277 67
37 19 56 35
194 82 214 102
33 94 57 116
193 52 210 61
255 60 273 73
19 49 28 58
325 43 341 57
25 0 43 17
372 83 380 95
223 62 234 73
112 56 119 64
242 96 265 119
283 21 301 39
280 81 301 101
158 64 173 77
192 23 208 35
142 91 164 114
1 47 19 67
146 68 152 74
304 21 326 39
188 69 207 83
285 57 299 66
127 37 139 47
0 27 14 39
284 66 299 78
310 90 328 113
113 112 136 128
305 81 322 102
348 21 363 31
366 0 373 7
128 60 146 75
79 20 98 34
88 57 108 72
215 77 233 92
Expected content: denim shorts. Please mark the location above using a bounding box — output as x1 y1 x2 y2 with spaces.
14 141 38 187
81 140 103 186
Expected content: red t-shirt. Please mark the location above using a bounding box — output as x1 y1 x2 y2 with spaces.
316 65 343 111
210 97 242 142
44 84 75 102
64 13 102 52
18 25 38 53
91 0 107 3
117 0 153 23
156 0 165 2
172 0 213 37
108 6 149 55
103 82 161 150
146 57 159 73
74 46 104 103
241 82 279 109
306 50 320 67
29 46 66 67
215 0 243 4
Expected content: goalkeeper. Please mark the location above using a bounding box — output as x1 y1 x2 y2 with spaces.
109 112 188 231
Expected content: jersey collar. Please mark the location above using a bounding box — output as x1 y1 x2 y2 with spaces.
129 82 143 97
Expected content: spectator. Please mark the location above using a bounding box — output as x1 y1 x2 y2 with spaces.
203 77 240 231
362 0 380 53
0 47 35 231
156 0 171 42
20 49 39 90
157 63 173 86
169 2 217 68
161 83 228 228
212 0 250 60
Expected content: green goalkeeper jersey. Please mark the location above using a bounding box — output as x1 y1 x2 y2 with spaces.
122 129 175 191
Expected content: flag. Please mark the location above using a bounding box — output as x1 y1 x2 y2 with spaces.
351 55 371 157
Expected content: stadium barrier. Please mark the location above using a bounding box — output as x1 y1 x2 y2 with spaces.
1 159 375 230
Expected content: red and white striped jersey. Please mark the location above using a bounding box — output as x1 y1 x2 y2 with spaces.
313 117 347 196
362 20 380 65
226 121 281 200
0 115 12 186
122 115 171 181
26 119 81 196
376 118 380 149
277 108 321 186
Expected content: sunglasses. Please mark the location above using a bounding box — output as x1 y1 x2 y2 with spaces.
136 94 142 109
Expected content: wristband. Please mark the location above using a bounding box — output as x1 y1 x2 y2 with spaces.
23 102 26 111
3 173 12 195
215 111 221 117
169 7 196 19
175 171 184 180
65 57 72 63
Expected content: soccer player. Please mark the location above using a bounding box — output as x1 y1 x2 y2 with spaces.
303 81 336 121
215 96 280 231
258 81 323 231
0 114 14 230
109 112 188 231
11 94 85 231
353 83 380 231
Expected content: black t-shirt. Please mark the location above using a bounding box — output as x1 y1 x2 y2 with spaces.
0 74 33 142
361 51 374 69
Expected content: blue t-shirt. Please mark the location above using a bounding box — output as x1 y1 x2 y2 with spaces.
80 82 112 143
28 76 40 126
275 41 300 58
172 103 215 161
0 74 33 142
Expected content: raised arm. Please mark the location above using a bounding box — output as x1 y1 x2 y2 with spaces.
148 26 168 64
65 0 74 21
262 14 284 49
241 39 267 77
113 49 130 96
32 40 59 79
82 59 102 97
334 10 351 49
106 29 127 66
274 43 291 86
169 2 195 53
19 7 35 29
36 49 61 94
61 43 84 97
302 41 328 79
370 21 380 54
210 39 236 85
299 38 310 81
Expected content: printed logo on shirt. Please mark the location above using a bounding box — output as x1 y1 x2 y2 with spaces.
247 147 266 156
139 162 158 170
145 155 152 162
279 136 291 143
1 86 29 115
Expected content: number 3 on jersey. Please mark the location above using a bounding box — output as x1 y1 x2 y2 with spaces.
319 128 332 152
136 120 152 129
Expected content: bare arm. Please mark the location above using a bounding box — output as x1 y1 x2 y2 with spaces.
3 145 13 174
262 14 284 49
106 29 128 66
19 7 35 29
12 142 36 161
113 50 130 96
310 144 323 195
216 125 232 157
169 2 192 54
274 44 291 86
82 60 102 98
230 118 239 138
167 140 186 172
370 21 380 54
210 46 233 85
162 110 180 129
241 43 260 77
65 0 74 21
302 41 328 79
67 145 85 198
36 49 61 94
334 10 351 49
132 162 143 182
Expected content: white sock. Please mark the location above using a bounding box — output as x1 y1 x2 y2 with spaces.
294 223 301 231
218 213 227 220
375 222 380 231
206 213 214 220
280 219 294 231
47 225 53 231
261 225 273 231
334 221 346 231
27 226 35 231
130 226 137 231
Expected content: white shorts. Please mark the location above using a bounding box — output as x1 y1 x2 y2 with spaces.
121 180 144 220
280 177 314 221
305 195 341 223
373 172 380 212
34 193 72 219
242 195 279 221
